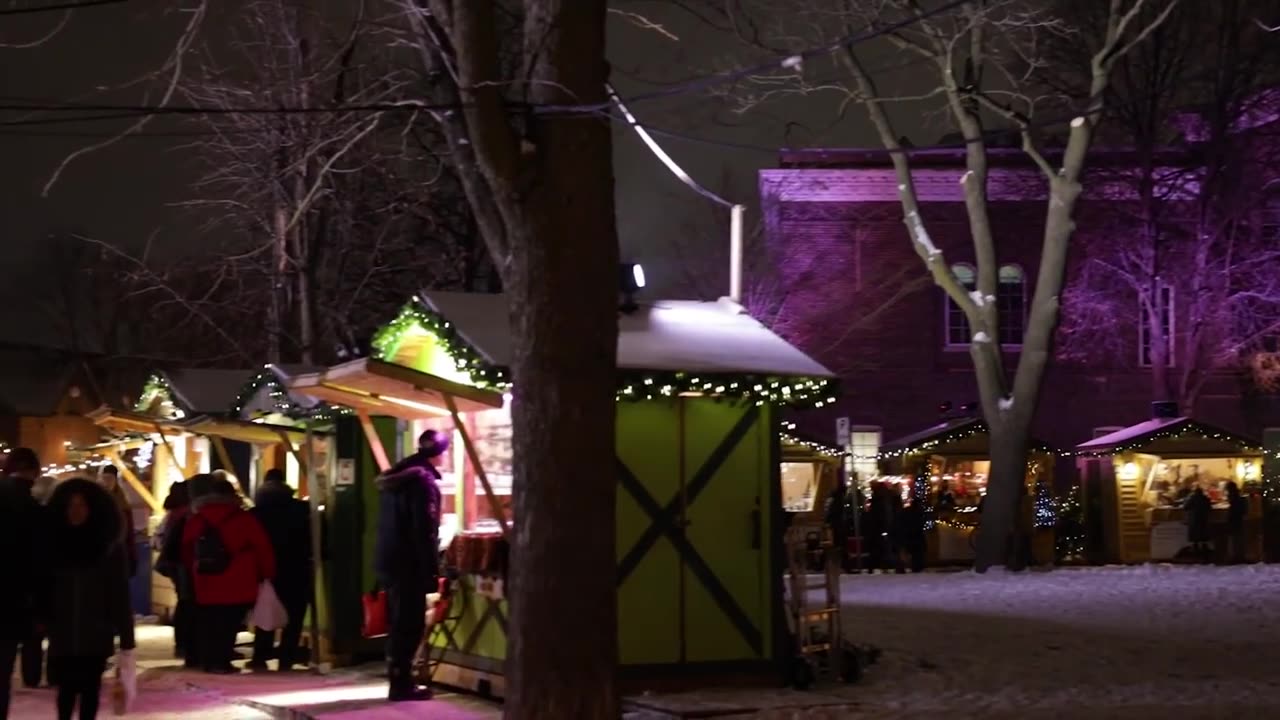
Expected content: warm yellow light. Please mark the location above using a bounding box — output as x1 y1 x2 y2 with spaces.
382 395 451 416
1118 461 1140 480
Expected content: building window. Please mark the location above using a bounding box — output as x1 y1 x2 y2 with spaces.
998 265 1026 346
945 264 976 346
849 426 882 486
944 263 1026 347
1139 283 1175 367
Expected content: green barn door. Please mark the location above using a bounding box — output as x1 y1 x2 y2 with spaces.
617 399 773 668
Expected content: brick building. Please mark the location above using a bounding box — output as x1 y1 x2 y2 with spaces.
759 147 1280 464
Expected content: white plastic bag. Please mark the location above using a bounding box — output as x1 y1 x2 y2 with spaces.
112 649 136 715
250 580 289 631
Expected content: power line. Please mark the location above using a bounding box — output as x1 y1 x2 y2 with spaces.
0 0 128 15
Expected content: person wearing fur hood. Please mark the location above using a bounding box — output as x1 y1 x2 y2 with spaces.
40 477 136 720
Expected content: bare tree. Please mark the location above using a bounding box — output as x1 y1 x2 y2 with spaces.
389 2 620 716
1055 0 1280 412
707 0 1179 570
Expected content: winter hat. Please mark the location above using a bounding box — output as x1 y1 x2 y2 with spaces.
418 429 450 459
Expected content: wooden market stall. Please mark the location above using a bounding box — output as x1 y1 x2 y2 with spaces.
297 292 837 696
879 417 1059 566
1075 412 1264 564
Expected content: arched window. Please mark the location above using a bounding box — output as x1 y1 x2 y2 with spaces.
944 263 1026 347
944 263 975 346
998 264 1026 345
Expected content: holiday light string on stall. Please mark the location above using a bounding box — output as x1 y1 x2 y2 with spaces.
372 300 841 407
133 373 175 414
229 367 350 421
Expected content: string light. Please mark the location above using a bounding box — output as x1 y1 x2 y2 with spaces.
371 300 840 407
133 373 173 414
878 420 1062 459
1054 487 1086 561
1074 421 1262 458
230 366 350 421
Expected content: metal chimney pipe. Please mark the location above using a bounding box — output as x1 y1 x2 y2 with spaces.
729 204 745 303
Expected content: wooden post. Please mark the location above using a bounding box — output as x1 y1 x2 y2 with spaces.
210 435 236 475
103 448 162 513
443 394 509 541
356 411 391 472
304 424 332 669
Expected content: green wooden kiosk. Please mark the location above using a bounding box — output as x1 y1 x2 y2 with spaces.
288 292 836 695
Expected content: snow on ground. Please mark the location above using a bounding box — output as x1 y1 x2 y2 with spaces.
636 565 1280 719
841 565 1280 719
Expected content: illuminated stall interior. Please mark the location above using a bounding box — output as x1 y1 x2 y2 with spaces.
879 417 1059 564
1076 414 1264 564
780 424 844 516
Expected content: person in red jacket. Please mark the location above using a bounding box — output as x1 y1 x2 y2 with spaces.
181 476 275 674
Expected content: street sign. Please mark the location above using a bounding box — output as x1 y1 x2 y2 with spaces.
836 417 850 447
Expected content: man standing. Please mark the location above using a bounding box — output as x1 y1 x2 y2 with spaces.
374 430 445 702
0 448 44 716
249 469 312 671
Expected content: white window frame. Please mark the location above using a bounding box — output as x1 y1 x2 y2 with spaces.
943 263 1027 350
996 264 1027 349
849 425 882 483
1139 283 1175 368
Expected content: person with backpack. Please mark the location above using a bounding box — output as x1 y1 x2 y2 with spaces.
374 429 446 702
181 477 275 674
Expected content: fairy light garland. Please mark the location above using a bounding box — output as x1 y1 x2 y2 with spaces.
1074 422 1262 458
879 421 1062 459
1053 487 1085 560
371 300 840 407
133 373 173 413
230 367 350 421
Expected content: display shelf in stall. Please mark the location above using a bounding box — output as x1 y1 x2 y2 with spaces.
1075 412 1264 564
879 416 1060 566
296 291 837 697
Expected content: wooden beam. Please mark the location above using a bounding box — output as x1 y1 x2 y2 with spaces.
102 448 162 513
356 410 391 472
444 394 509 541
152 423 183 485
210 435 235 475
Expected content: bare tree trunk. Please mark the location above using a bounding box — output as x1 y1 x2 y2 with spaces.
424 1 620 716
977 426 1028 568
270 205 288 364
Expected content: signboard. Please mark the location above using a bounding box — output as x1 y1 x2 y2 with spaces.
836 417 850 448
336 458 355 486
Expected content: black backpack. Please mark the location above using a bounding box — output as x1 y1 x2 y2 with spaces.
195 513 234 575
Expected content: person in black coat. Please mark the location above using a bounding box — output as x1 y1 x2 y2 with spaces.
899 499 928 573
375 430 445 702
155 480 194 664
1184 486 1212 563
1226 481 1248 564
41 477 136 720
249 470 312 671
0 448 44 719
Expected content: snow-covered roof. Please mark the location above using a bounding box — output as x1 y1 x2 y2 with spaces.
1075 416 1259 455
881 416 1059 457
162 368 257 415
418 292 834 378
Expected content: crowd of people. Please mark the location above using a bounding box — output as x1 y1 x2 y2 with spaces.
0 448 313 720
826 477 1038 573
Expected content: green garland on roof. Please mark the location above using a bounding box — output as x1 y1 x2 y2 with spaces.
134 373 173 413
371 301 510 389
230 368 350 421
371 299 839 408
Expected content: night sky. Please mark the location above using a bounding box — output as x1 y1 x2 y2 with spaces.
0 2 936 345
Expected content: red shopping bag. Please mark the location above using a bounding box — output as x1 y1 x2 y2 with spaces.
362 590 388 638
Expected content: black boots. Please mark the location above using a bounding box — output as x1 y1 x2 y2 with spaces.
387 663 432 702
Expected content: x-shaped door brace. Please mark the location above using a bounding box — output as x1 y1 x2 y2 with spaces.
615 406 763 654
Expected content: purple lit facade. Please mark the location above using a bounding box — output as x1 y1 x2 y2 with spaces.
759 147 1280 451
